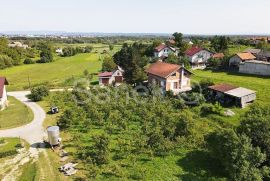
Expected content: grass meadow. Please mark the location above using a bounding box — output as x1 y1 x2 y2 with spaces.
0 97 33 129
0 53 102 91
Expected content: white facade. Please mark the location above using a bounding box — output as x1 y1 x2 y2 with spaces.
239 61 270 76
187 50 212 69
0 85 8 110
99 69 123 86
154 47 178 58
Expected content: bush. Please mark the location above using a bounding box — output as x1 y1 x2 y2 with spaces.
38 50 53 63
207 129 269 181
23 58 35 64
85 46 93 53
201 103 224 116
27 85 49 102
0 54 14 69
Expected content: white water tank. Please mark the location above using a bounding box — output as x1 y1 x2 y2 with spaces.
47 126 60 146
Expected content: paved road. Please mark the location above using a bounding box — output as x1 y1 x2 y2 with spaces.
0 91 46 145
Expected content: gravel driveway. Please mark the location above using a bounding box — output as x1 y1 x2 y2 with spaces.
0 91 46 145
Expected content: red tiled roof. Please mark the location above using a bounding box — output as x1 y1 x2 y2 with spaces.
212 53 225 59
154 44 167 52
0 77 8 98
145 62 181 78
208 84 238 93
185 46 203 56
98 72 113 77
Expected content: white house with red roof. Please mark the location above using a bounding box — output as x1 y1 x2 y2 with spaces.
185 47 213 69
154 44 178 59
98 67 124 86
0 77 8 110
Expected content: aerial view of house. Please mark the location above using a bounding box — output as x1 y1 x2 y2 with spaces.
146 62 192 94
229 52 256 69
98 67 124 86
185 46 213 69
154 43 179 59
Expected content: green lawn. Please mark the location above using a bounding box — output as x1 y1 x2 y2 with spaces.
193 70 270 126
0 138 21 158
0 97 33 129
193 70 270 103
227 45 251 56
0 53 102 91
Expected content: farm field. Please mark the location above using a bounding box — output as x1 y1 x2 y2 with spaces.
0 53 102 91
0 97 33 129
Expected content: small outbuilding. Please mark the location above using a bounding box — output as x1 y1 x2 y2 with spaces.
229 52 256 69
208 84 256 108
98 66 124 86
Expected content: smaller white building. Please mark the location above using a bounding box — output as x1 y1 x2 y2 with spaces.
0 77 9 110
239 60 270 76
185 47 213 69
154 44 178 59
56 48 63 55
98 67 124 86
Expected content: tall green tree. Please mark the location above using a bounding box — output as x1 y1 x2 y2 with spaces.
113 43 147 84
211 36 229 52
207 129 268 181
172 32 188 56
238 103 270 163
102 56 117 72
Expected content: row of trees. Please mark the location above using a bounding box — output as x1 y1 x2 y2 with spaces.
62 46 93 57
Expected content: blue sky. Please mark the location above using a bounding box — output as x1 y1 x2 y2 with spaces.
0 0 269 34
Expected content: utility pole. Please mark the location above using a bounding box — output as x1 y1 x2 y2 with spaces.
28 75 31 90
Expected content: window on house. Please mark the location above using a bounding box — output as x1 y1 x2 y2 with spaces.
172 73 176 76
173 82 177 89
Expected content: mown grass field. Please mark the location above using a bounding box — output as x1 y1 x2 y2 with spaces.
0 53 102 91
0 97 33 129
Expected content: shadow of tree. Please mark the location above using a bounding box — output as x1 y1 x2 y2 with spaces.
176 150 226 181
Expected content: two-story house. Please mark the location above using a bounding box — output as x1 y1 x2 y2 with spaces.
154 44 178 59
185 47 213 69
146 62 193 94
